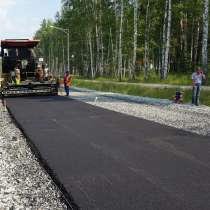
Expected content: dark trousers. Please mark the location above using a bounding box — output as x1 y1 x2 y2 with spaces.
64 85 70 96
192 84 201 106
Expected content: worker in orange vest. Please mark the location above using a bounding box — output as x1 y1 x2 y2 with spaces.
64 71 72 96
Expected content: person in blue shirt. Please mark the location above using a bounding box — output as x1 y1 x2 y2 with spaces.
191 67 206 106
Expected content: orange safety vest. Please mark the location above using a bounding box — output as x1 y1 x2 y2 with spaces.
64 75 72 87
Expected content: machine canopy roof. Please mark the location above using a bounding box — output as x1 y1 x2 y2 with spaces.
1 39 40 48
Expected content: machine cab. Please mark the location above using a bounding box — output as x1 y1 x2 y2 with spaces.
0 39 39 83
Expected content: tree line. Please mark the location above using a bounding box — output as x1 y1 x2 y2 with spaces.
34 0 209 80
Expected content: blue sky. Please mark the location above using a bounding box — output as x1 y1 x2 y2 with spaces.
0 0 61 40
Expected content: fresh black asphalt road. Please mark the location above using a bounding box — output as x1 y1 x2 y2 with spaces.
6 96 210 210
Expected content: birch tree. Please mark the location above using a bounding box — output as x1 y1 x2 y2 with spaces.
114 0 119 78
35 0 206 79
161 0 172 79
130 0 138 80
118 0 124 81
202 0 209 73
161 0 168 78
144 0 150 80
88 32 94 79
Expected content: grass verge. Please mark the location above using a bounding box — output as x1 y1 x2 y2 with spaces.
76 72 210 86
73 79 210 107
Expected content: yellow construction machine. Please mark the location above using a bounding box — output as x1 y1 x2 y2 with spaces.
0 39 58 97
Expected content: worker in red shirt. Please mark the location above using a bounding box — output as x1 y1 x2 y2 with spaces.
64 71 72 96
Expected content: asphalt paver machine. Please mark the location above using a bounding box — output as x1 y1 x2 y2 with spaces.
0 39 58 97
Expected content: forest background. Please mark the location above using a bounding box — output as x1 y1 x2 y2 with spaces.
34 0 210 85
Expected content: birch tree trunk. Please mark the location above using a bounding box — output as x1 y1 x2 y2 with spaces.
194 21 200 68
190 18 195 64
100 30 104 76
118 0 124 81
99 2 104 76
180 14 188 69
110 28 115 77
95 24 100 75
62 40 65 74
161 0 168 79
202 0 209 73
191 19 200 70
55 57 58 77
131 0 138 80
48 45 51 73
163 0 172 78
183 16 188 65
144 0 150 80
161 0 172 79
88 32 94 79
50 46 54 75
114 0 119 78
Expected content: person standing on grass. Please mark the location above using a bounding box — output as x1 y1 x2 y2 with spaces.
192 67 206 106
64 71 72 96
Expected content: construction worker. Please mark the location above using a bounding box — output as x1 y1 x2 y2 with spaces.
15 66 21 85
43 64 49 80
35 65 44 82
173 90 183 104
10 70 16 83
64 71 72 96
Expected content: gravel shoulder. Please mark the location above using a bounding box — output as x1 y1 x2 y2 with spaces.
69 87 210 136
0 103 67 210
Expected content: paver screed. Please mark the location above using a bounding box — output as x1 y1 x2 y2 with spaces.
6 96 210 210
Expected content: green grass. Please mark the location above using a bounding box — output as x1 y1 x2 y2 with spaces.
75 71 210 86
73 79 210 107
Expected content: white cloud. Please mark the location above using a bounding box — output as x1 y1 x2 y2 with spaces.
0 0 17 38
0 0 59 40
0 0 16 8
0 0 34 39
0 0 16 17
